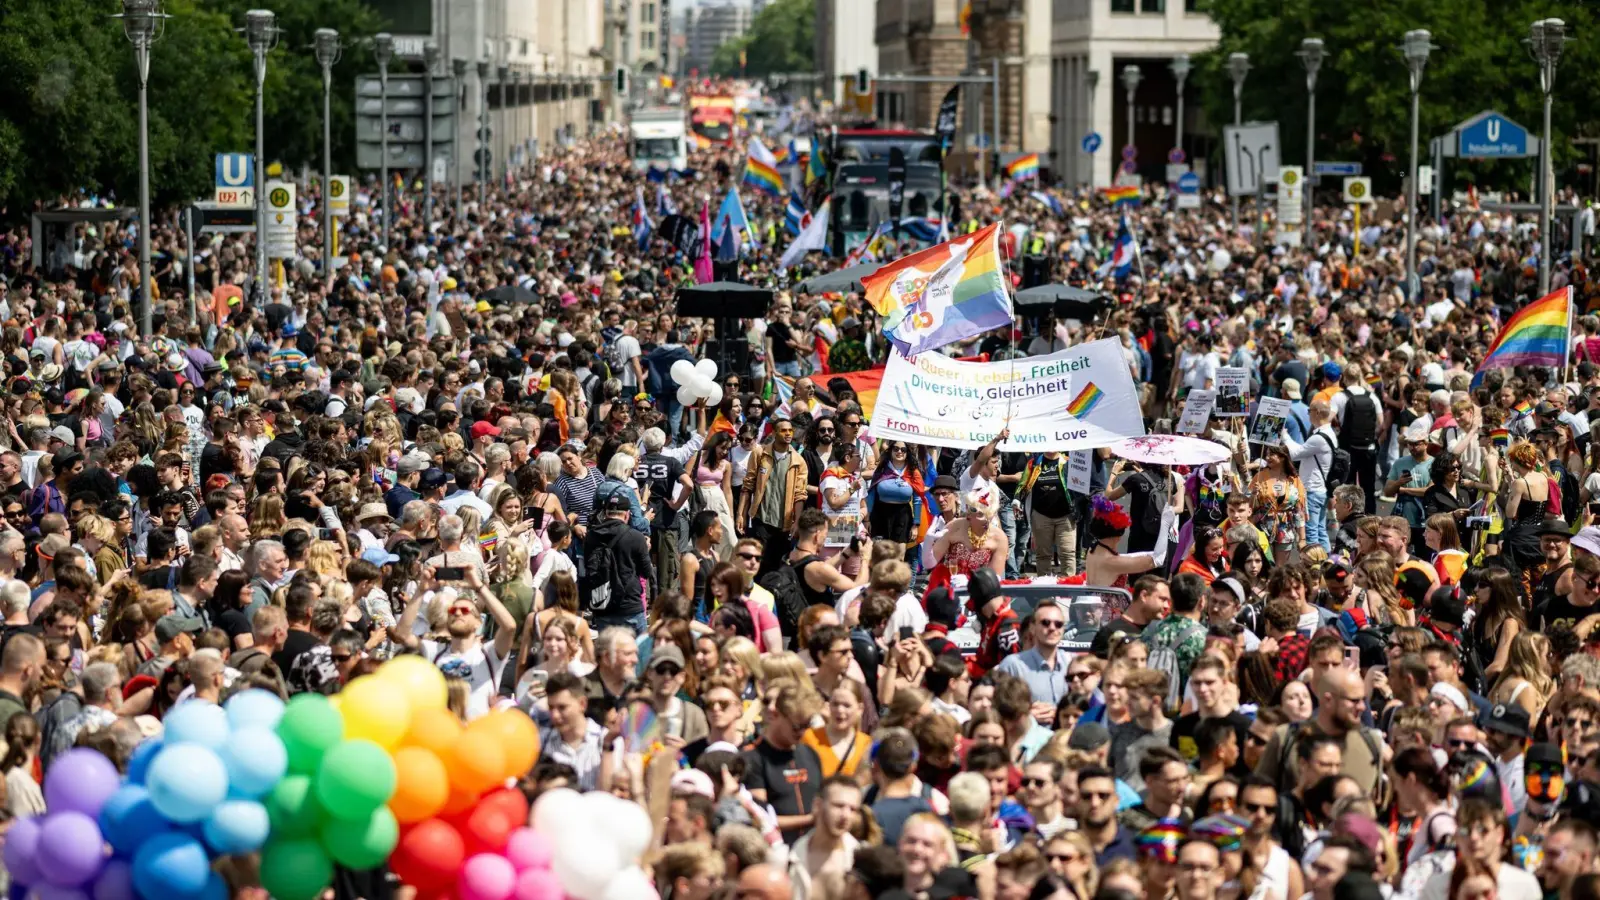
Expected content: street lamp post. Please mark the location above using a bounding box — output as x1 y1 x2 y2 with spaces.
1120 65 1141 183
374 33 393 254
477 60 490 195
1401 29 1434 303
1298 38 1324 231
1228 52 1249 232
453 58 468 222
1170 54 1190 172
118 0 166 337
1530 18 1566 296
1085 69 1099 187
314 28 340 281
245 9 276 308
422 41 438 233
497 63 510 182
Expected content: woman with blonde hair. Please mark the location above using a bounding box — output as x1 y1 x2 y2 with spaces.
1488 631 1554 720
1424 512 1468 585
1042 831 1098 900
78 514 123 584
305 540 344 578
928 489 1008 595
1353 551 1410 627
248 494 287 540
758 651 816 699
719 636 761 702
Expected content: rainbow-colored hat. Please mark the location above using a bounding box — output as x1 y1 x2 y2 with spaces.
1137 819 1188 863
1191 814 1250 852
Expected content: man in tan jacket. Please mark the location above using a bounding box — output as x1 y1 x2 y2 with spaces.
738 416 809 575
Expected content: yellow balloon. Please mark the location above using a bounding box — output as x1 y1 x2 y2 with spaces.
378 655 448 711
339 674 413 749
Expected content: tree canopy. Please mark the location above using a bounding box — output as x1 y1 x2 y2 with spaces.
1195 0 1600 195
710 0 814 78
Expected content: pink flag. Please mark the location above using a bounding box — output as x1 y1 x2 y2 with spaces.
694 201 714 284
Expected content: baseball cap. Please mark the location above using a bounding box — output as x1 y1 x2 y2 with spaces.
48 425 74 445
470 421 502 440
1066 722 1111 752
648 644 686 671
601 492 632 512
397 453 430 475
1480 702 1531 739
669 768 715 799
361 546 401 566
419 468 448 490
154 614 204 644
1281 378 1303 400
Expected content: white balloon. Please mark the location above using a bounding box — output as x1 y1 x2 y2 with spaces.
669 360 695 385
689 374 715 397
597 866 654 900
585 794 653 864
703 384 724 408
552 829 620 900
530 788 584 837
693 358 718 381
676 384 698 407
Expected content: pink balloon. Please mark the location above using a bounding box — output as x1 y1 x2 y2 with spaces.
514 869 564 900
504 829 553 873
460 854 518 900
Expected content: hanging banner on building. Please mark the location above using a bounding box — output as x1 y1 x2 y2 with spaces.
869 338 1146 452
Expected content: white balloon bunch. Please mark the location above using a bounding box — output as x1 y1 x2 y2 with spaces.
669 358 723 408
531 788 655 900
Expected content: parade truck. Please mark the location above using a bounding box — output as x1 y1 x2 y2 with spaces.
689 94 736 148
628 107 689 173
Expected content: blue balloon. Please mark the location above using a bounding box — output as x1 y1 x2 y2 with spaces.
197 873 228 900
219 728 287 798
131 833 210 900
225 689 286 732
202 800 270 855
161 703 230 750
145 745 229 824
4 815 42 885
126 739 164 786
99 785 174 857
91 860 135 900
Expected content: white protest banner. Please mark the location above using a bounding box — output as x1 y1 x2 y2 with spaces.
1067 450 1093 494
1215 367 1251 417
1177 390 1216 434
869 338 1146 452
1250 397 1294 446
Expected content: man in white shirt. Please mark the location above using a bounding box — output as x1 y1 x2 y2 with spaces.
614 320 643 389
1282 398 1338 551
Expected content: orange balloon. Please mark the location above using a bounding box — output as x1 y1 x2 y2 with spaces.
438 778 480 816
404 707 464 758
466 710 541 781
389 747 450 824
448 730 507 797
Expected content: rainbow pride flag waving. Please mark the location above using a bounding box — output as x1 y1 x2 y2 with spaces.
864 222 1015 358
1004 153 1039 181
1472 286 1572 387
742 138 785 198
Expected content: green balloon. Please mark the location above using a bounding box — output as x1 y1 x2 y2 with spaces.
278 693 344 775
320 805 399 870
314 738 398 821
266 774 326 837
260 837 334 900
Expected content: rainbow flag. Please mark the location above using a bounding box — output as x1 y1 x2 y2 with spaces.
1491 427 1510 450
479 530 499 554
959 0 972 34
742 138 784 198
1004 153 1039 181
1472 286 1572 387
864 223 1015 358
1512 399 1534 419
1103 185 1140 206
1067 383 1104 418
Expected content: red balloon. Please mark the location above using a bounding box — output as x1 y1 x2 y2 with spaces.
478 787 529 827
391 819 466 891
450 802 517 856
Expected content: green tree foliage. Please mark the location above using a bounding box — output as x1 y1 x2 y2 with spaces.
0 0 383 213
1195 0 1600 194
711 0 814 78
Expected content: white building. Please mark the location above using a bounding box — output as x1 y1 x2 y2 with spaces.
816 0 876 105
1050 0 1219 187
684 1 752 74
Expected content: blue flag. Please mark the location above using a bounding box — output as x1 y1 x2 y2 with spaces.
710 188 758 251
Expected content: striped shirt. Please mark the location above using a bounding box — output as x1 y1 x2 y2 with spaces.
538 718 605 790
553 468 603 526
269 346 308 374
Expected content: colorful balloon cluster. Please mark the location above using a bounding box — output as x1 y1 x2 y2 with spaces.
2 748 126 900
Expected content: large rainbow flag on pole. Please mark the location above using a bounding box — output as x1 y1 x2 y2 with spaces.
742 138 785 197
863 223 1015 358
1471 285 1573 387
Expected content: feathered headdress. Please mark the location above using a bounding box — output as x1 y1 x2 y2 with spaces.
1091 495 1131 531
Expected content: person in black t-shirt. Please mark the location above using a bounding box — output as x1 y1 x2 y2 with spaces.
1025 451 1076 577
1089 575 1169 658
741 684 824 845
1533 551 1600 632
1105 460 1167 553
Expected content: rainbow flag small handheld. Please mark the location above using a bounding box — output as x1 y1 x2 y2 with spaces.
1004 153 1039 181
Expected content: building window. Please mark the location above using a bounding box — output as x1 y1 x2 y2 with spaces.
1110 0 1134 11
1140 0 1162 10
1185 0 1201 8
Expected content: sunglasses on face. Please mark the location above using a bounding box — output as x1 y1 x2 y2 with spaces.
1021 776 1052 788
652 664 683 677
1242 802 1275 815
1047 853 1081 864
736 552 761 561
1036 619 1066 631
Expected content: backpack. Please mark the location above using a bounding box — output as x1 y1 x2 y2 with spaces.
1134 470 1166 535
758 555 818 646
581 528 630 614
1337 389 1379 449
1273 720 1383 797
1310 431 1352 488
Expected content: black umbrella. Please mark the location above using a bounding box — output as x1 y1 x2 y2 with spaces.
482 283 538 306
1012 283 1113 322
794 261 884 295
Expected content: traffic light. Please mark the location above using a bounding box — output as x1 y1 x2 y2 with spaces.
615 66 628 95
855 68 870 95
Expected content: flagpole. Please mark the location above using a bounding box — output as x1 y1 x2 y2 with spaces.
1129 214 1147 282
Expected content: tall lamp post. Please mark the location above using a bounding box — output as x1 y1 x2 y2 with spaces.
374 32 393 254
1085 69 1099 187
314 28 340 281
477 60 490 194
118 0 166 337
1401 29 1434 302
422 41 438 233
245 9 276 307
1170 54 1190 177
1298 38 1324 231
453 58 468 222
1530 18 1566 295
498 63 510 182
1227 52 1249 231
1120 65 1141 182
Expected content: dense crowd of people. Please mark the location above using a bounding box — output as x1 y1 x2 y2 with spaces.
0 117 1597 900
